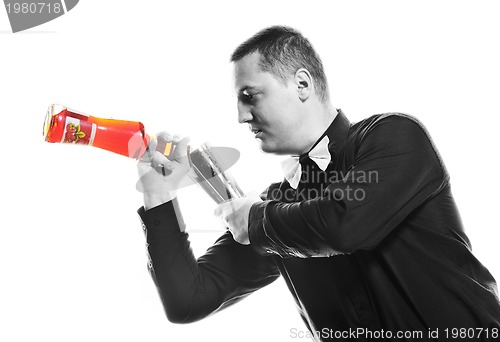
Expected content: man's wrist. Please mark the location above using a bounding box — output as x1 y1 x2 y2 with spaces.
143 191 177 210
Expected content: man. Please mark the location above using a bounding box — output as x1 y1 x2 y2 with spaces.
136 26 500 341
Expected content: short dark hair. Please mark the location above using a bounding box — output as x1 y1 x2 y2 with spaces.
231 26 329 102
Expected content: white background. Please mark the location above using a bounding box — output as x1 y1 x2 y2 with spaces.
1 1 499 341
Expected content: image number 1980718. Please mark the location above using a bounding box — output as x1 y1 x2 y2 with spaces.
5 2 62 13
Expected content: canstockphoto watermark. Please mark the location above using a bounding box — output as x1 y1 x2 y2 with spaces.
290 327 500 340
3 0 79 33
290 327 423 340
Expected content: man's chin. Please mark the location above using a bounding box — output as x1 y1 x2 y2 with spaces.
258 140 288 155
257 140 274 154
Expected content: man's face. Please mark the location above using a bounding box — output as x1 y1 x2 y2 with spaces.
233 52 305 155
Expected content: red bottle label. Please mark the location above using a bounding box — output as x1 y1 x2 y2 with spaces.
61 117 96 145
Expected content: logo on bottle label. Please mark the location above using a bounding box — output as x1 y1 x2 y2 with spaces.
61 117 96 145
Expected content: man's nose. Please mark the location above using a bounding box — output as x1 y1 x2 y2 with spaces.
237 102 253 124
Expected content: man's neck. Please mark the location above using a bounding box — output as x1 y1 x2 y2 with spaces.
299 103 338 154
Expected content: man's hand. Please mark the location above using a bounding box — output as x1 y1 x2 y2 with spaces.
214 193 263 245
137 132 190 210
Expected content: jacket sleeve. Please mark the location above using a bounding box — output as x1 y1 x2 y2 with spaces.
248 115 449 257
138 199 280 324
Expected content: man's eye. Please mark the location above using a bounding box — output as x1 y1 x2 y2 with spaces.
240 92 259 104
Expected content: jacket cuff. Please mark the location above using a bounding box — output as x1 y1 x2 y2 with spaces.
137 199 186 241
248 201 276 256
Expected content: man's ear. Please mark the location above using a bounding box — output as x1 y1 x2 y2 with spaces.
295 68 313 102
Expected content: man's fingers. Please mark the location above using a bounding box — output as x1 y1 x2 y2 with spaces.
214 202 226 217
153 132 172 158
155 132 190 162
156 131 173 143
139 136 157 162
174 136 191 159
149 151 171 175
214 201 233 217
214 199 241 218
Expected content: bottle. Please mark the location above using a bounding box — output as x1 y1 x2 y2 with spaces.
43 104 173 158
43 104 244 203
